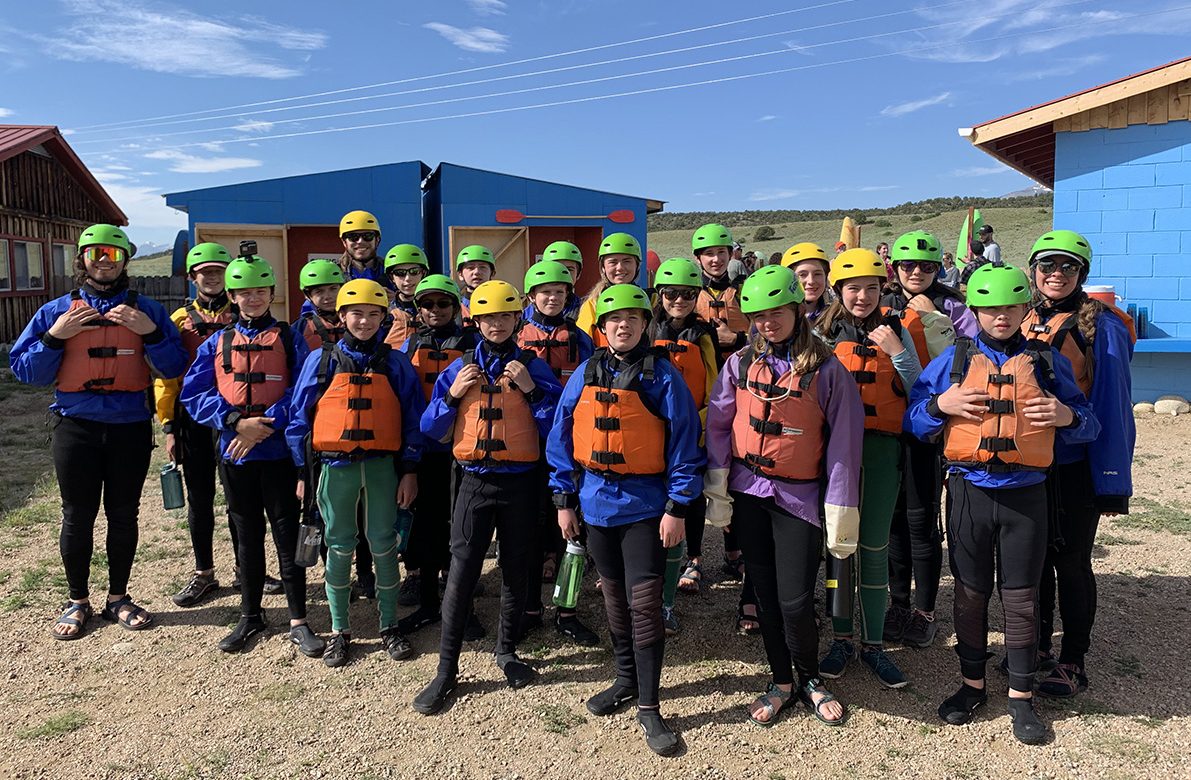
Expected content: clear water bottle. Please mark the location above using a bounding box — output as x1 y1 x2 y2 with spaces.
160 463 185 510
552 541 587 609
394 507 414 553
294 509 324 568
826 554 853 619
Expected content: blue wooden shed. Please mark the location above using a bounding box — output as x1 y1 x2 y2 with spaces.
164 162 427 320
963 56 1191 402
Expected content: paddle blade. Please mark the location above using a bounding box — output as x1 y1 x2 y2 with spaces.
495 209 525 223
608 209 635 224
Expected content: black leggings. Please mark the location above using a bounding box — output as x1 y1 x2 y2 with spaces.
947 475 1048 693
888 437 944 613
176 409 238 572
408 451 455 609
1039 460 1100 666
587 517 666 708
731 492 822 687
52 415 153 601
682 495 708 559
526 460 564 614
220 458 306 620
437 469 537 677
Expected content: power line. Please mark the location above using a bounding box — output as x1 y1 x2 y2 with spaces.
72 0 981 138
91 4 1188 158
72 0 861 132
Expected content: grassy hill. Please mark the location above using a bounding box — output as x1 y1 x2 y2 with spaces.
126 250 173 277
648 205 1053 270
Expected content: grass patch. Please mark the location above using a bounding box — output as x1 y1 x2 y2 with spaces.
1115 498 1191 535
1111 655 1144 678
255 683 304 702
1 593 32 612
1087 733 1157 761
1065 696 1120 718
1096 533 1141 546
0 500 57 530
18 710 90 739
536 703 585 735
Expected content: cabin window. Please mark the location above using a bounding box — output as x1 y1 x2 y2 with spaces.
12 240 45 291
0 242 9 291
52 243 72 281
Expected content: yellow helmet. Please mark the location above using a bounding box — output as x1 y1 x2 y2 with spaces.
339 210 381 237
781 242 828 268
469 280 523 316
336 279 389 311
829 248 887 287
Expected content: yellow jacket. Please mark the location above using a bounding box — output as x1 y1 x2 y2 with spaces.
154 299 234 426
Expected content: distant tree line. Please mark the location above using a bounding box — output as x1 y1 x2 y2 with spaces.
646 194 1053 232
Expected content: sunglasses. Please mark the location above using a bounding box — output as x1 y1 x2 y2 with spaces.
1036 259 1083 278
82 245 128 264
418 298 455 310
660 288 699 301
344 232 378 243
389 268 424 279
897 261 939 274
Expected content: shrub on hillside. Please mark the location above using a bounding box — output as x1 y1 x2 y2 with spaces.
753 226 776 241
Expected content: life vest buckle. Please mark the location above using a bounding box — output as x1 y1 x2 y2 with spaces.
477 407 504 420
233 343 270 353
233 371 267 384
341 429 376 442
744 453 776 469
989 373 1015 385
664 342 687 353
595 390 619 403
853 345 877 358
476 439 507 452
427 350 449 360
347 398 372 410
852 370 877 384
747 416 783 435
591 451 626 465
863 403 879 417
1029 323 1050 334
978 436 1016 453
86 346 118 358
594 417 621 431
349 375 372 386
480 384 502 395
985 399 1014 414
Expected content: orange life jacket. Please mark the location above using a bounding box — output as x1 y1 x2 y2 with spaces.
650 318 712 406
214 322 295 417
572 349 667 477
1021 302 1137 397
56 290 152 394
518 316 582 380
696 284 750 334
311 344 402 456
731 346 825 482
880 305 930 366
451 348 541 465
459 300 474 330
299 311 345 352
384 304 417 350
829 318 906 435
943 338 1056 471
408 327 478 402
179 301 234 366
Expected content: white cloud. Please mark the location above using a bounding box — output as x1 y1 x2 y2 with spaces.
144 149 262 174
101 182 188 237
880 92 952 118
424 22 509 53
1006 54 1105 82
749 185 899 202
749 188 803 202
233 119 275 134
951 165 1013 176
757 115 777 122
467 0 508 15
692 191 716 197
0 107 12 118
43 1 328 79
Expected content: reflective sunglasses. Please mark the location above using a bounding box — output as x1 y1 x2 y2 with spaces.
344 232 378 243
82 245 128 264
660 287 699 301
418 297 455 310
1036 259 1083 278
897 261 939 274
389 267 424 279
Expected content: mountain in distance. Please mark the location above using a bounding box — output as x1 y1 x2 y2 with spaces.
1002 183 1052 198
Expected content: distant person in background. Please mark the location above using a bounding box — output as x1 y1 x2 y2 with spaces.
727 242 748 280
876 242 893 281
939 252 960 287
979 225 1001 264
768 252 782 268
968 239 986 267
834 241 848 257
743 251 758 274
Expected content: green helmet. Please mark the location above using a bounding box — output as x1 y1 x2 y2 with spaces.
225 256 277 291
298 259 345 290
524 260 574 293
414 274 461 302
890 230 941 263
78 224 133 255
185 242 232 272
456 244 495 269
691 223 734 254
595 284 652 323
1029 229 1092 265
598 232 642 260
654 257 702 288
965 263 1031 307
740 265 805 314
384 243 429 271
543 240 583 268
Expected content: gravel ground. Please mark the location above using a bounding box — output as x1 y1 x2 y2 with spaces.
0 414 1188 779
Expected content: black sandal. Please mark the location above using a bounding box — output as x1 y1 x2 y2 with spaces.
50 601 93 641
799 677 848 727
722 554 745 581
101 595 153 631
735 603 761 635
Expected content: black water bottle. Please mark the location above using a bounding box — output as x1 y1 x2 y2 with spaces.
826 554 853 619
294 508 324 568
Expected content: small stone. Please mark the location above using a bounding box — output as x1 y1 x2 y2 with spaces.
1134 402 1155 415
111 642 135 655
1154 396 1190 416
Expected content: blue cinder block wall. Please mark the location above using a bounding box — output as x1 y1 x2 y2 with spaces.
1053 122 1191 402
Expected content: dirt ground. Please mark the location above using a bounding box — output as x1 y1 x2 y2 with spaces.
1 381 1189 779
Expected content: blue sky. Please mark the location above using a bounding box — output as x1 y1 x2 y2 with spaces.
3 0 1191 245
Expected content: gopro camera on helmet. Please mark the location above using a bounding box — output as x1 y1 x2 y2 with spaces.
239 240 258 259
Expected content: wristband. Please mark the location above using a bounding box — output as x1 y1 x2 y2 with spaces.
552 492 579 510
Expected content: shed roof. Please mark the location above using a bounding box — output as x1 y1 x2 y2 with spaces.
427 162 665 214
0 125 128 224
961 56 1191 187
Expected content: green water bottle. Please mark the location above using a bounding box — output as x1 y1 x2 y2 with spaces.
552 541 587 609
160 463 185 510
394 507 414 553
